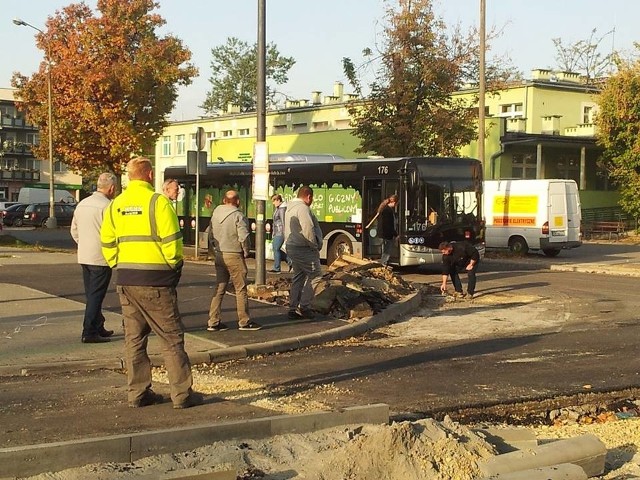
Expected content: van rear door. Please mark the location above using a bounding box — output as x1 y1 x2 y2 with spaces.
565 181 581 243
548 181 569 244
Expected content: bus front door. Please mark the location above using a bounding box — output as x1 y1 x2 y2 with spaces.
363 179 399 264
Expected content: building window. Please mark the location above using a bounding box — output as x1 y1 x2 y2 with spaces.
555 154 580 183
25 133 40 146
470 106 491 116
222 130 232 137
500 103 524 117
54 161 68 173
583 106 593 124
206 131 215 140
0 105 16 117
190 133 197 150
18 158 38 170
511 153 537 179
313 121 329 131
238 128 250 136
162 136 171 156
292 123 307 131
176 134 185 155
272 125 287 134
335 119 351 129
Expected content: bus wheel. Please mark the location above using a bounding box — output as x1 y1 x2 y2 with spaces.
327 234 352 265
508 236 529 255
543 248 561 257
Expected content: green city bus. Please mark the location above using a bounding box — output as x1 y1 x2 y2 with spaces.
164 154 484 266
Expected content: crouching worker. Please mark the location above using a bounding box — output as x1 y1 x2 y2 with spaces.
439 241 480 299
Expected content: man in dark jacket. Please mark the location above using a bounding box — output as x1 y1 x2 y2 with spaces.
439 241 480 299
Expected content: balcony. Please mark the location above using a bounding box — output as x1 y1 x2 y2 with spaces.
0 113 36 130
1 142 34 155
564 123 597 137
0 169 40 181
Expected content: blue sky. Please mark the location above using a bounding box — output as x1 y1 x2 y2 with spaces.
1 0 635 120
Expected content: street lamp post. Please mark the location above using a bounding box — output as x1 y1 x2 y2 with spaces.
13 18 57 228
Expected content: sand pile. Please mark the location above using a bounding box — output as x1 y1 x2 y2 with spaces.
22 418 496 480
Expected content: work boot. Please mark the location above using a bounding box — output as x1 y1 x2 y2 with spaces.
173 391 204 409
129 390 164 408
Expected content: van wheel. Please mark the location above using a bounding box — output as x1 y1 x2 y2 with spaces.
327 234 352 266
41 218 49 228
508 236 529 255
543 248 561 257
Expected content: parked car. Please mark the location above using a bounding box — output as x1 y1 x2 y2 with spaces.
23 203 76 228
1 203 27 226
0 201 19 211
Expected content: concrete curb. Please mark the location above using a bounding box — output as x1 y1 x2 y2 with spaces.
474 427 538 453
479 433 606 477
0 358 124 377
482 463 587 480
0 292 421 377
550 263 640 277
0 403 390 478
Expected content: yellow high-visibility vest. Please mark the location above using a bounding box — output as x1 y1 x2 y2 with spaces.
101 180 183 286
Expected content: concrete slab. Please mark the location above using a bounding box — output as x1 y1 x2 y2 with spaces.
474 426 538 453
480 433 606 477
0 434 131 478
482 463 588 479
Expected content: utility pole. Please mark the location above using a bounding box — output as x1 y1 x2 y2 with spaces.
254 0 267 286
13 18 57 228
478 0 486 170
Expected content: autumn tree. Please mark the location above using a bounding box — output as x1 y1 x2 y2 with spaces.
12 0 197 175
201 37 295 114
553 28 615 83
342 0 518 157
596 56 640 220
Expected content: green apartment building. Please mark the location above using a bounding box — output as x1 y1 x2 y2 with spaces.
155 71 616 210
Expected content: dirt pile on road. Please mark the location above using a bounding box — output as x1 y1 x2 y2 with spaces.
250 255 415 320
21 417 496 480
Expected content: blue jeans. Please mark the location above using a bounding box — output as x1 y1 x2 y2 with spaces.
287 246 322 311
81 264 112 337
381 238 393 266
272 234 286 272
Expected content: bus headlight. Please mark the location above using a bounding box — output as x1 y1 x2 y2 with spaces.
406 245 429 253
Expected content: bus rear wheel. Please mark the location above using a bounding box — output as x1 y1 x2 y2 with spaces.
508 236 529 255
327 234 352 266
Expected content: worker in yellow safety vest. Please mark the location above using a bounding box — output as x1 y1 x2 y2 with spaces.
100 156 203 410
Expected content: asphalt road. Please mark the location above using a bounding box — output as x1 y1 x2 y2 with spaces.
3 226 640 422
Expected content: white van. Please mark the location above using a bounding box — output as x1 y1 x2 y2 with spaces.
483 179 582 256
18 188 76 205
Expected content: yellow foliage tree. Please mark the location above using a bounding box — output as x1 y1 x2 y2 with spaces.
12 0 197 175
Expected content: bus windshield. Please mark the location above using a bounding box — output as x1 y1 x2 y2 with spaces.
406 178 480 233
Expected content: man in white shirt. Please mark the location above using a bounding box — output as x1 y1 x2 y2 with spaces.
71 172 117 343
